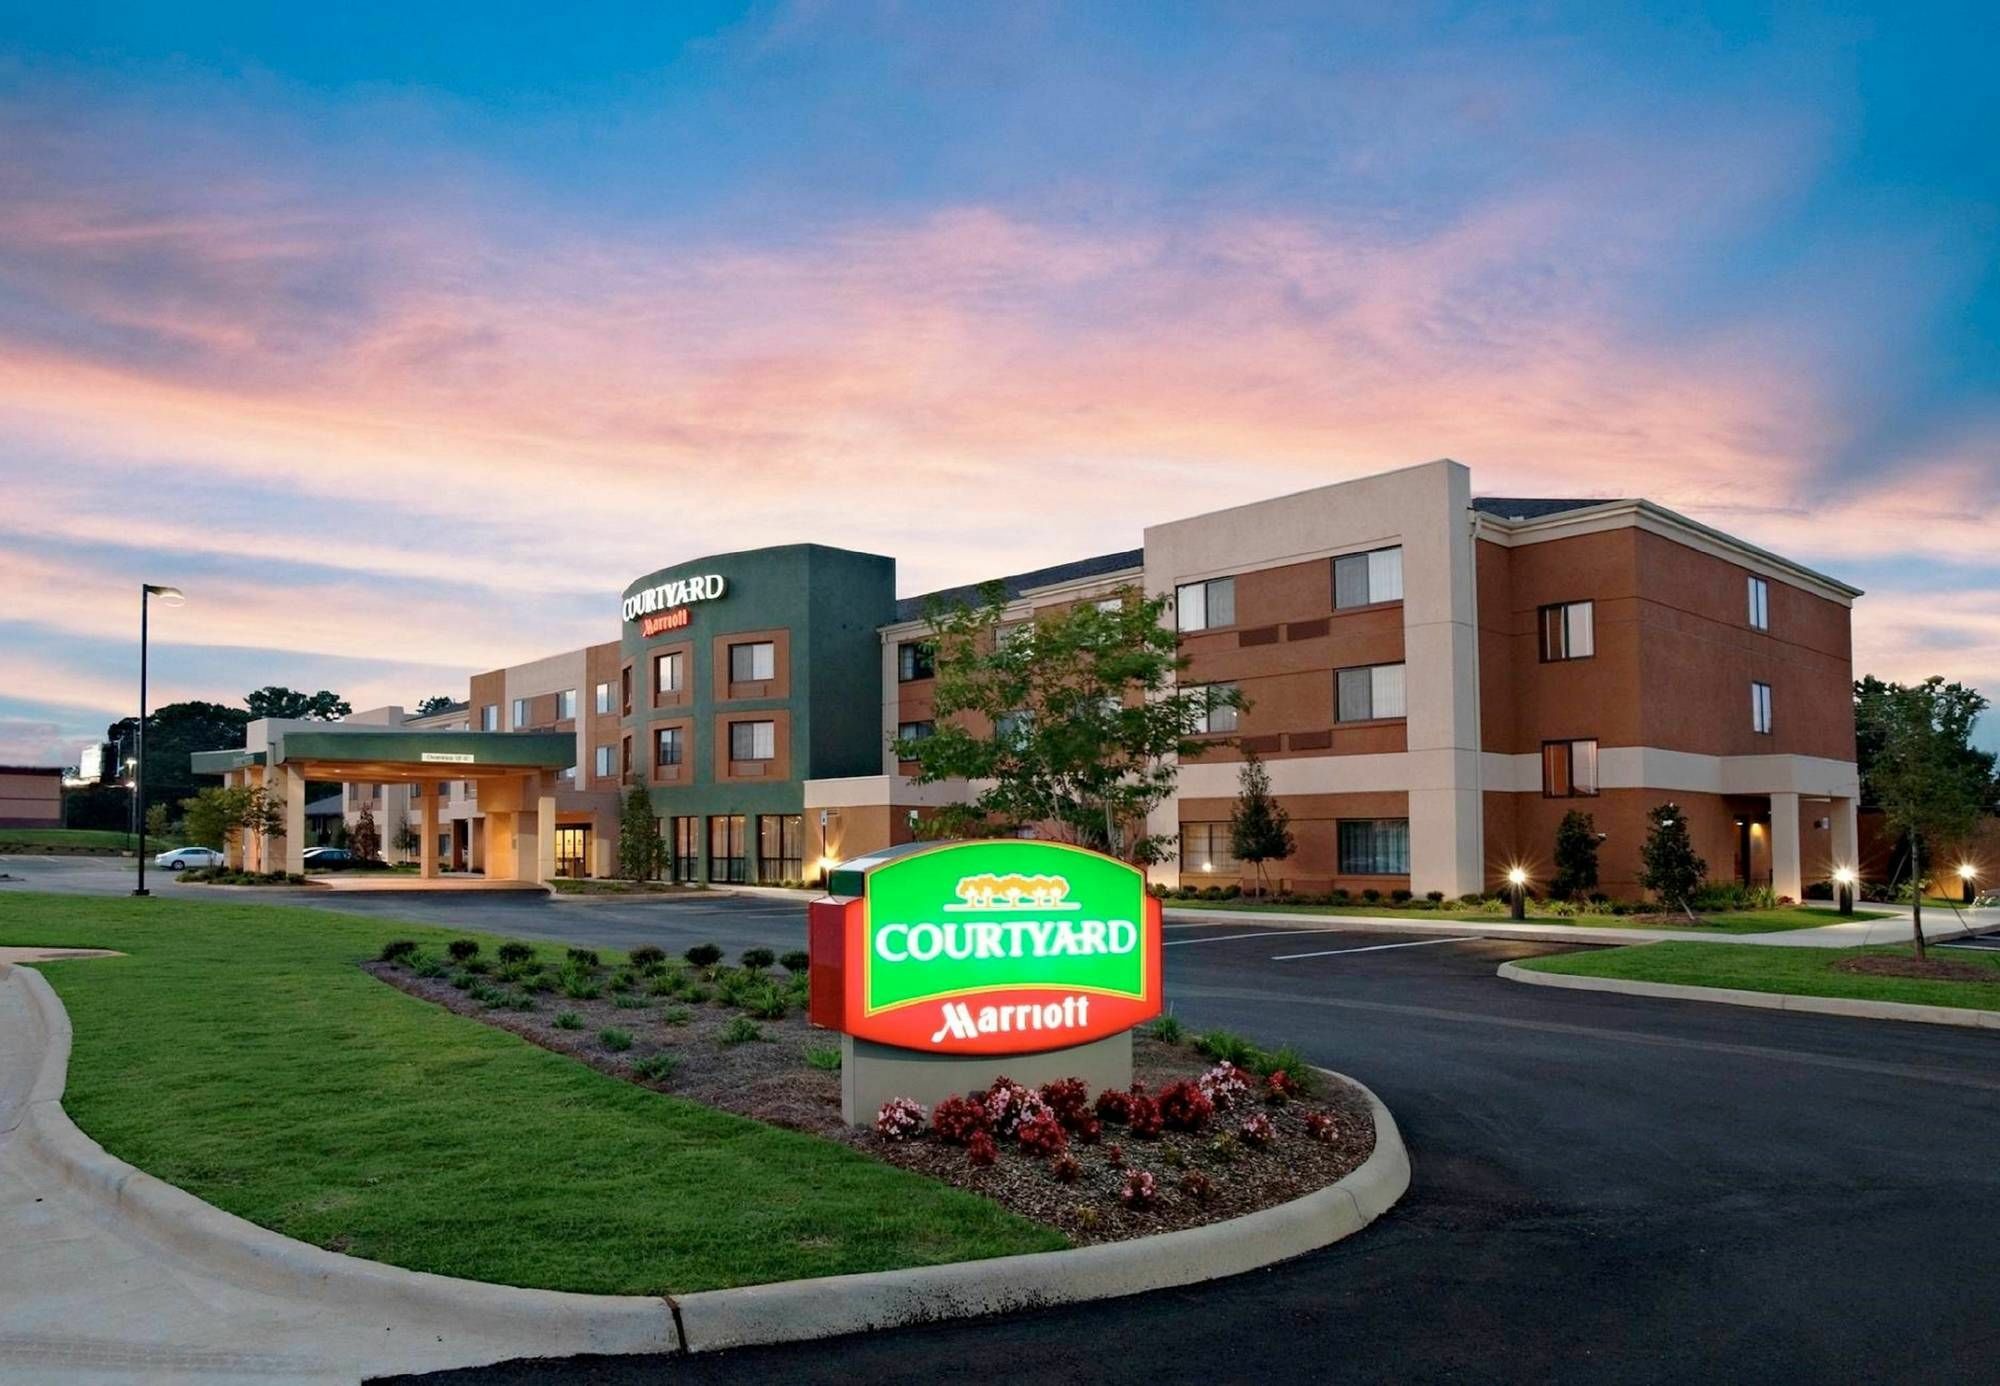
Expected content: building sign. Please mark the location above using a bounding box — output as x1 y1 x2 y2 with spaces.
809 840 1162 1055
420 752 475 764
622 573 726 624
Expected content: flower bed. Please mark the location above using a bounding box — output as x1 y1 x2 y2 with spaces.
367 941 1376 1244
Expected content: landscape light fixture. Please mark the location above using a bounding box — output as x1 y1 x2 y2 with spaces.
1959 862 1978 904
1833 865 1857 916
1506 865 1529 921
133 583 186 897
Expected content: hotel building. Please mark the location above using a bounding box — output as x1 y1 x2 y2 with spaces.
304 460 1858 899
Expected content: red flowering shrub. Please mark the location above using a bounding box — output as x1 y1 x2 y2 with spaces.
966 1131 998 1167
1040 1077 1092 1128
931 1095 992 1146
1105 1143 1127 1168
1305 1111 1339 1144
1127 1094 1164 1138
1156 1079 1214 1132
983 1077 1050 1136
1197 1063 1253 1112
1017 1112 1069 1158
1049 1153 1082 1184
1264 1070 1299 1104
1179 1170 1215 1205
1239 1113 1277 1147
1095 1087 1136 1125
874 1096 926 1141
1120 1169 1160 1210
1072 1115 1103 1145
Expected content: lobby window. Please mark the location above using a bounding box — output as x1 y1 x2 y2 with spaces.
1175 577 1236 632
730 720 776 761
555 688 577 721
729 641 776 683
1752 681 1774 734
1748 576 1770 631
1539 601 1595 662
594 745 612 778
1338 819 1410 875
758 813 803 881
1334 547 1403 609
897 720 935 745
1337 663 1406 722
1180 822 1239 876
594 682 613 715
1192 683 1239 734
655 651 684 696
897 641 935 682
480 704 498 731
669 816 699 883
511 697 528 729
1542 738 1599 797
708 814 747 884
655 726 683 767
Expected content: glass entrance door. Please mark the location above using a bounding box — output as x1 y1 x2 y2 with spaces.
554 825 589 879
672 817 699 884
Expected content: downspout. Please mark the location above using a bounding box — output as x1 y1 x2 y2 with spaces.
1467 506 1486 896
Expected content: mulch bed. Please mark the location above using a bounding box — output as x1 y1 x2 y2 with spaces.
1833 955 2000 984
366 957 1376 1245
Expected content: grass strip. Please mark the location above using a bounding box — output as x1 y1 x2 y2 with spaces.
1517 939 2000 1012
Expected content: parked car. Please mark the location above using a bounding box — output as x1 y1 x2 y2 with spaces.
302 847 357 870
155 846 224 871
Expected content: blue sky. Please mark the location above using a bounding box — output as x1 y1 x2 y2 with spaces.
0 1 1994 763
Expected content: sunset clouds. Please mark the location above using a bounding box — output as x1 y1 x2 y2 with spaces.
1 3 1994 765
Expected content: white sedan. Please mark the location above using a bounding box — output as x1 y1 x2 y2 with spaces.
155 846 225 871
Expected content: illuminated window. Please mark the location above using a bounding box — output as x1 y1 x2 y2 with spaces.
1179 822 1239 875
1542 739 1599 797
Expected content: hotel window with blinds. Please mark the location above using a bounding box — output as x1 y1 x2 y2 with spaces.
1543 738 1600 797
1179 822 1239 876
1336 663 1406 722
1333 546 1403 609
1539 601 1595 661
1338 819 1410 875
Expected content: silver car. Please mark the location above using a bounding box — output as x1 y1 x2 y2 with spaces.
154 846 224 871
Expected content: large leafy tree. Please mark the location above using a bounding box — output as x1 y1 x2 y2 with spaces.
1229 753 1294 897
895 583 1243 864
103 700 252 824
245 686 353 721
1860 676 1991 956
179 784 284 853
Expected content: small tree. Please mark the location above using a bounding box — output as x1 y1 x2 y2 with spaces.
179 785 284 856
617 782 664 881
144 801 174 842
1864 677 1989 958
415 695 457 716
1552 810 1600 900
1228 754 1294 897
1637 802 1705 918
349 805 381 862
393 821 422 858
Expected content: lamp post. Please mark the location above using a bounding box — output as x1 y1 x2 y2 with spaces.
1507 865 1528 921
1960 863 1978 906
1833 866 1856 916
133 583 185 898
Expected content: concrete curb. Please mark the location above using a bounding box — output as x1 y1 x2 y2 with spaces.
1166 907 1701 947
6 960 1410 1359
1497 960 2000 1031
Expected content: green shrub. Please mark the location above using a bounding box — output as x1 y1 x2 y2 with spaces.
1252 1044 1315 1096
1360 888 1381 903
648 971 686 997
684 943 723 968
598 1027 633 1052
631 1052 680 1082
446 939 480 962
1457 892 1484 908
662 1005 693 1026
496 940 535 965
614 994 649 1010
378 939 418 963
607 970 634 993
627 944 667 972
412 956 447 979
566 947 601 969
468 980 504 1005
1193 1028 1259 1067
683 984 712 1005
559 966 602 1000
1390 889 1413 904
1329 888 1351 904
495 990 537 1012
719 1016 765 1046
1145 1014 1185 1044
1426 891 1446 905
448 970 474 991
743 987 789 1020
553 1010 582 1030
740 947 776 971
805 1045 842 1071
462 956 492 975
780 950 810 974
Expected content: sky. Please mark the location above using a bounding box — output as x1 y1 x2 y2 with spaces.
0 1 1995 766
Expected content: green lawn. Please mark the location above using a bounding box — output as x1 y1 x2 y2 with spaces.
1 893 1061 1293
1518 939 2000 1012
1163 898 1882 933
0 827 180 851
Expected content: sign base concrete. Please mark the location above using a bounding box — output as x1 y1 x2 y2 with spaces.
841 1031 1132 1125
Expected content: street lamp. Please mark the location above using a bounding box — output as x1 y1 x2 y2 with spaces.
1506 865 1529 921
1959 862 1978 906
1832 865 1856 916
133 583 185 898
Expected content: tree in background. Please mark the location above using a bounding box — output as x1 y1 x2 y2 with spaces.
1229 753 1294 897
1861 677 1990 957
349 805 381 863
179 785 284 855
895 584 1244 864
101 700 251 829
245 687 353 721
415 695 458 716
1552 810 1601 900
1637 802 1706 918
617 783 665 880
144 802 174 841
393 821 422 858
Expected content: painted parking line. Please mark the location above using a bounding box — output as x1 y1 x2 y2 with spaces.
1163 927 1343 947
1271 936 1480 962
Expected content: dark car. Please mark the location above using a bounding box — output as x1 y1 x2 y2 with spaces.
302 847 358 870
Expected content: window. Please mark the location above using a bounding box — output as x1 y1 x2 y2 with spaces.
1179 823 1240 876
1338 819 1410 875
655 651 684 696
1752 681 1774 734
1336 663 1407 722
621 735 632 778
481 704 498 731
655 726 682 767
594 745 612 778
555 688 577 721
897 641 935 682
594 682 612 715
758 814 803 881
708 814 747 884
897 720 935 745
730 720 776 761
995 621 1029 650
994 710 1033 745
1095 596 1123 612
669 817 698 883
1192 683 1239 734
1539 601 1595 661
729 641 775 682
1747 576 1770 631
511 698 528 729
620 666 632 716
1175 577 1236 632
1334 547 1403 609
1542 738 1599 797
